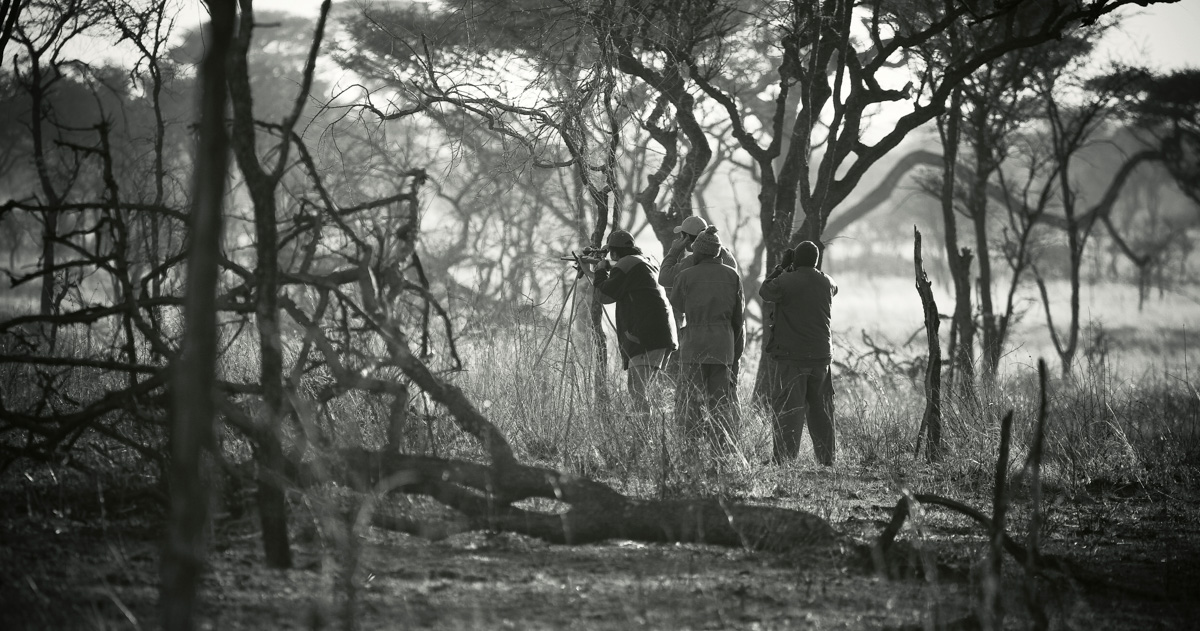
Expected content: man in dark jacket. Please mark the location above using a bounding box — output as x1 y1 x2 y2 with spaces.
759 241 838 465
586 230 678 413
670 226 744 453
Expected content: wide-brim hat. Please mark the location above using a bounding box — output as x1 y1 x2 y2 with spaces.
606 230 636 249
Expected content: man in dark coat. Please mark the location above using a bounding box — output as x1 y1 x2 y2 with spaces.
586 230 678 413
670 226 744 453
759 241 838 465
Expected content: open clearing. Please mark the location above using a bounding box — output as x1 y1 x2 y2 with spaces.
3 463 1197 630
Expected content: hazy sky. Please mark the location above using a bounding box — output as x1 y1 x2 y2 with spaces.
244 0 1200 72
1094 0 1200 71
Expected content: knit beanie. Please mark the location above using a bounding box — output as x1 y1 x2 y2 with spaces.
692 226 722 258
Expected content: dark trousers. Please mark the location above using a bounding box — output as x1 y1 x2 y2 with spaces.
766 359 834 465
675 363 738 453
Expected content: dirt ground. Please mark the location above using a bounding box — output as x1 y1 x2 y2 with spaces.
2 467 1198 630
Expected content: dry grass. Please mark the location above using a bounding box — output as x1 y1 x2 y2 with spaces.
4 271 1196 498
440 274 1200 504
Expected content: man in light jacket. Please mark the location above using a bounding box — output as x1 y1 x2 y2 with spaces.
670 226 745 453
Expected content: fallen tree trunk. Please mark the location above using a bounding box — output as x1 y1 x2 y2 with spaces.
331 449 841 553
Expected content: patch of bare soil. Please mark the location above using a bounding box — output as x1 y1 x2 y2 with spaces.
2 470 1197 630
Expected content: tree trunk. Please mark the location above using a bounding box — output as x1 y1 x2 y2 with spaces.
938 89 976 396
245 166 292 569
967 137 1001 381
386 382 410 454
28 44 62 344
225 4 300 571
1056 152 1082 378
39 210 59 319
161 3 234 628
328 450 841 554
913 228 942 463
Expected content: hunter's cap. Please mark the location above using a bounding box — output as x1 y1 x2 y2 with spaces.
673 215 708 236
606 230 636 249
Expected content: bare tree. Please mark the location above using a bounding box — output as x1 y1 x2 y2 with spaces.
10 1 102 324
221 0 336 569
1019 56 1151 376
957 37 1065 382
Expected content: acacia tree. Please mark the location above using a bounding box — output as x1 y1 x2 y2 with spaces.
770 3 1169 392
330 92 597 315
335 8 764 340
1107 166 1196 306
1076 69 1200 306
826 34 1187 390
1124 69 1200 206
1017 53 1154 376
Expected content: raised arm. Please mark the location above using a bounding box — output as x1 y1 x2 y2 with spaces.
592 260 623 305
658 238 690 290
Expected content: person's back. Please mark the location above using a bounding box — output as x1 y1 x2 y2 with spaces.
757 241 838 465
661 247 740 291
672 258 743 366
594 251 677 366
760 266 837 366
669 227 744 455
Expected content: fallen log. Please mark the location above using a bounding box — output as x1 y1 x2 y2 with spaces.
336 449 841 553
